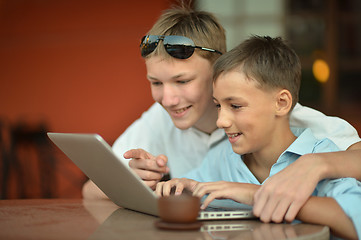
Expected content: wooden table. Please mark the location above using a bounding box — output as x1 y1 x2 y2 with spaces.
0 199 330 239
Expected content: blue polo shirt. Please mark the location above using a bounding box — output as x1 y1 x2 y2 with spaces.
184 128 361 238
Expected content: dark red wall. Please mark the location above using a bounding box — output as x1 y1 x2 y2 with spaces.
0 0 178 198
0 0 175 143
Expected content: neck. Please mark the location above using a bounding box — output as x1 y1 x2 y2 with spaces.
194 104 218 134
244 120 296 183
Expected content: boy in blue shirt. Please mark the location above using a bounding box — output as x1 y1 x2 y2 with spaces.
156 36 360 239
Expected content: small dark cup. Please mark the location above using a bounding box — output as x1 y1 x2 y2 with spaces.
158 195 201 223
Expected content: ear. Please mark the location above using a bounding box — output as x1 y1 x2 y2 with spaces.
275 89 292 116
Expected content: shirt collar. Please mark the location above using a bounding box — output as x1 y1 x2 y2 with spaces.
285 128 319 156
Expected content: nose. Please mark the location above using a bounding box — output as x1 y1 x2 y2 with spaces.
216 109 232 129
161 84 180 107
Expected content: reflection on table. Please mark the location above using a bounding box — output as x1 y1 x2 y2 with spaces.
0 199 329 240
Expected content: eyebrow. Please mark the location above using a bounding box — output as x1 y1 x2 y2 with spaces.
147 72 195 81
213 96 242 102
147 75 158 81
172 73 186 79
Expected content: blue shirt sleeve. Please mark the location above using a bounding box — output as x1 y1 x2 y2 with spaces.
316 178 361 239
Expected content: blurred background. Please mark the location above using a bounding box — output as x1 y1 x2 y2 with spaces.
0 0 360 199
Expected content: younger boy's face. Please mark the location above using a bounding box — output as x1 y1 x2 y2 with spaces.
213 71 278 155
145 54 217 133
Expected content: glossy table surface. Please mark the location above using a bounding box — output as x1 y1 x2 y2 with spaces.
0 199 330 240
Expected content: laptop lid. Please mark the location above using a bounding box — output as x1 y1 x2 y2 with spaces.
47 132 255 220
48 132 158 216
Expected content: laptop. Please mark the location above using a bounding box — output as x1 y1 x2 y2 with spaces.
47 132 255 220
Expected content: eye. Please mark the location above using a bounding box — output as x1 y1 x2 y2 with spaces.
213 99 220 109
231 104 242 109
176 80 191 84
150 81 162 86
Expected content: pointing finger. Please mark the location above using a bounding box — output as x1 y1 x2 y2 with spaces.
123 148 152 159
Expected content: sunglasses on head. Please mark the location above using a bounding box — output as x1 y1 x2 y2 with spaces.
140 35 222 59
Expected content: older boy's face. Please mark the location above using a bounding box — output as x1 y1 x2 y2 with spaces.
213 71 278 155
145 54 217 133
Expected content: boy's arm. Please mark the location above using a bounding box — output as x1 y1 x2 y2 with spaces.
82 180 108 200
296 196 357 240
330 142 361 178
253 142 361 223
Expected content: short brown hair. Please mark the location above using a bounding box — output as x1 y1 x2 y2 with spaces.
213 35 301 110
145 6 226 64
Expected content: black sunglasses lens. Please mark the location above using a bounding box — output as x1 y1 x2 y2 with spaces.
140 35 160 57
141 42 158 57
165 44 194 59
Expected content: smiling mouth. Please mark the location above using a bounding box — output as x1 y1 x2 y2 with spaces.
227 133 241 138
174 106 192 114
